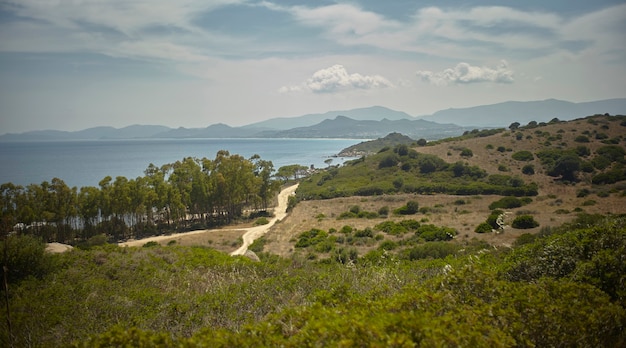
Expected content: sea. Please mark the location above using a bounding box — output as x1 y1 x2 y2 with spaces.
0 138 362 189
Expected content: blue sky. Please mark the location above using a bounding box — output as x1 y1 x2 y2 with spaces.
0 0 624 133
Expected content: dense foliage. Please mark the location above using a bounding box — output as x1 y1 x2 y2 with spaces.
0 151 281 244
297 145 538 200
1 216 624 347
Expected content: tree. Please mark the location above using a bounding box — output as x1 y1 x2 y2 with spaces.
509 122 520 130
548 154 581 181
512 215 539 229
78 186 101 239
277 164 308 181
252 157 280 211
324 158 333 168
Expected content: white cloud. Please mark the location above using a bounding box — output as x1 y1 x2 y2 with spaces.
416 61 514 86
280 65 394 93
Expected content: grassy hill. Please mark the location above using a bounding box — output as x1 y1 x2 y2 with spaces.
267 114 626 256
2 114 625 347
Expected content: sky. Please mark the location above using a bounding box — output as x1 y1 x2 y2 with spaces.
0 0 625 133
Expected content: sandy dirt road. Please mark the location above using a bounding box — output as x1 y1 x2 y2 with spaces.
230 183 298 256
119 184 298 254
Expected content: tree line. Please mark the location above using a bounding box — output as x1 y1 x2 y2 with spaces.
0 151 288 244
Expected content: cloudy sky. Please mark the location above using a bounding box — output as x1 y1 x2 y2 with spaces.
1 0 624 133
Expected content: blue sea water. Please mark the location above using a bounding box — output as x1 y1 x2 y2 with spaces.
0 138 361 188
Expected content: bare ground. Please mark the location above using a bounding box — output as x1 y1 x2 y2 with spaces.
120 117 626 257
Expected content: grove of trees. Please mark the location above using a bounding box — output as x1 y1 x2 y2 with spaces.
0 151 282 244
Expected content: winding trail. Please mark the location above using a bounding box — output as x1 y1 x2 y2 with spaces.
230 183 298 256
119 184 299 255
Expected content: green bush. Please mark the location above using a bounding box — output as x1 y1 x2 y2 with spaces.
394 200 419 215
1 234 53 283
460 148 473 157
415 224 456 241
401 242 459 260
511 215 539 229
475 222 493 233
574 135 590 143
489 196 525 210
254 217 270 225
378 155 399 168
377 206 389 216
522 164 535 175
512 150 534 161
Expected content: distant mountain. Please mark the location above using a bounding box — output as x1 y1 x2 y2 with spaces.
270 116 469 139
421 98 626 127
244 105 415 130
153 124 269 138
3 98 624 141
0 125 170 141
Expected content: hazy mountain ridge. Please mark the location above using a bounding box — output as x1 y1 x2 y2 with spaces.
421 98 626 127
271 116 468 139
242 105 415 130
2 98 624 141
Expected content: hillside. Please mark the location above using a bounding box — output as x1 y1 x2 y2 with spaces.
337 132 416 157
2 114 625 347
265 114 626 255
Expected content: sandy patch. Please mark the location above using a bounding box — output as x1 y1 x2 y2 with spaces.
46 242 74 253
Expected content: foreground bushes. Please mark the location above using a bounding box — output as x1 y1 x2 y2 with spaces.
2 216 625 347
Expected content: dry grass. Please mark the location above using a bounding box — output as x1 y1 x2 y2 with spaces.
158 116 626 257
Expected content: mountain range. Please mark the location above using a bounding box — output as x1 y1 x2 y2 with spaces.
2 98 624 141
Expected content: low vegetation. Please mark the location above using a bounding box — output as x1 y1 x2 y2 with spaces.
297 144 538 200
1 215 624 346
2 113 625 346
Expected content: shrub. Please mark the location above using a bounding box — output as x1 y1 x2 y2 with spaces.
489 196 524 210
378 155 399 168
522 164 535 175
1 234 52 283
511 215 539 229
514 233 537 246
394 200 419 215
597 145 626 162
377 206 389 216
460 148 473 157
375 221 407 235
592 169 626 185
575 135 590 143
254 217 270 225
475 222 493 233
402 242 459 260
248 237 266 252
577 189 591 197
378 240 398 251
416 224 456 241
512 151 534 161
486 210 504 229
575 146 591 157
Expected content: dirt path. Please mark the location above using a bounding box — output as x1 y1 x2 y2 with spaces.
119 184 299 253
230 183 298 256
